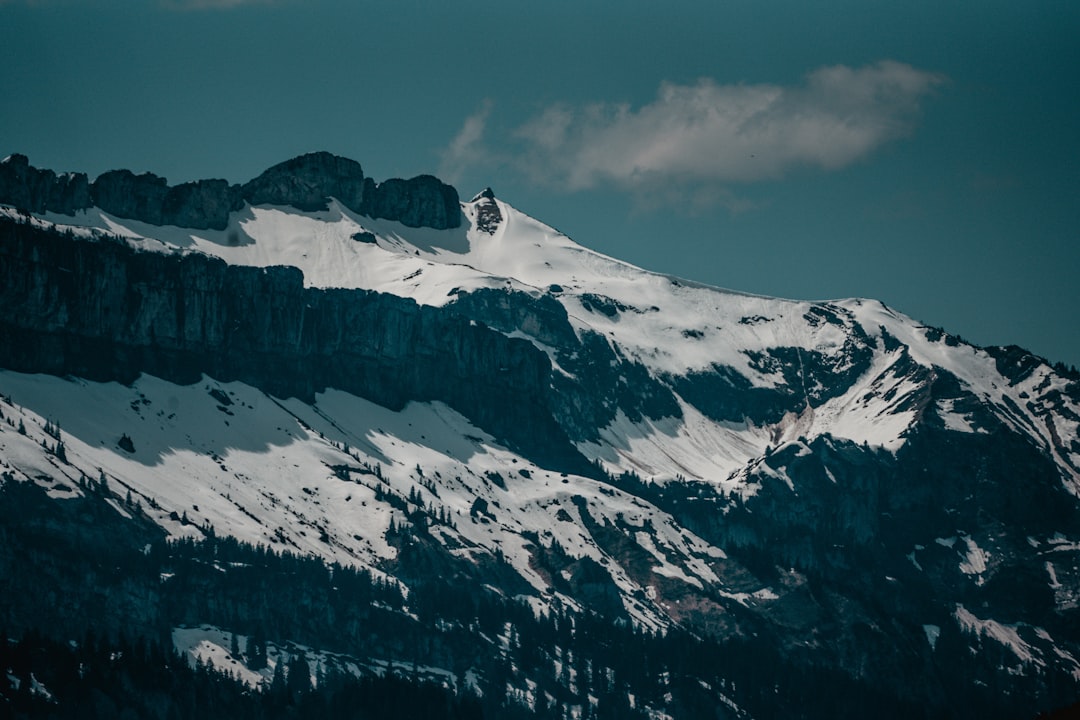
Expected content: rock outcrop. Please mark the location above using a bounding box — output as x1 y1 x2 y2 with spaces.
0 152 461 231
448 287 682 441
0 154 90 215
162 179 245 230
89 170 243 231
240 151 370 214
471 187 502 234
241 153 461 228
90 169 170 225
365 175 460 230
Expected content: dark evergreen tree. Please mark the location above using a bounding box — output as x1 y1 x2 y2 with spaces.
287 650 312 700
269 652 288 701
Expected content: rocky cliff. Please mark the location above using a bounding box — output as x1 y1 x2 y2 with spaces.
0 154 90 216
89 169 246 230
0 215 584 474
0 152 461 231
241 152 370 214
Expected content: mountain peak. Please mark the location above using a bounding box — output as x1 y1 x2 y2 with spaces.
471 187 502 235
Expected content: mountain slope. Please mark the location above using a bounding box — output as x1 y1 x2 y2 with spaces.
2 152 1079 718
24 178 1080 487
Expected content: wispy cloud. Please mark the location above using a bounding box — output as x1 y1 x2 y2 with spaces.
448 61 944 208
439 99 493 185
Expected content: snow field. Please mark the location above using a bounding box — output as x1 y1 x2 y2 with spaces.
0 369 760 630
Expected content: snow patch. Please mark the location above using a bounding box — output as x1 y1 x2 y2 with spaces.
959 535 989 580
954 605 1040 666
923 624 940 650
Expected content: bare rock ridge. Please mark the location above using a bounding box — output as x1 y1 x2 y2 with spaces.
471 187 502 235
0 151 461 231
0 153 90 216
240 152 369 213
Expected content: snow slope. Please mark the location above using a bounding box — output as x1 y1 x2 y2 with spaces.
0 369 743 630
4 187 1080 686
26 194 1080 494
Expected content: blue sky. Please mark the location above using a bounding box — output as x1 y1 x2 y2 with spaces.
2 0 1078 366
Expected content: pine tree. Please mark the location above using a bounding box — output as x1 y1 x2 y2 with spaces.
270 653 287 700
287 651 312 699
248 630 267 670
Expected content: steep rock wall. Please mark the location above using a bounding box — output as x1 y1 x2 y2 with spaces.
0 217 588 474
0 154 90 216
0 152 461 231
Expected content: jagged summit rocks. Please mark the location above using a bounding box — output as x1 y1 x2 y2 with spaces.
163 179 245 230
366 174 460 230
0 154 90 216
471 186 502 235
242 152 462 230
0 151 461 231
90 170 244 231
241 152 368 214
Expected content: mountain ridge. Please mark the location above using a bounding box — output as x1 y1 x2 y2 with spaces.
1 151 1079 718
0 151 461 231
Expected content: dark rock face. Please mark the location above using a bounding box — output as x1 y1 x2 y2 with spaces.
162 179 244 230
90 170 244 230
450 287 579 349
364 175 461 230
241 151 370 214
0 154 90 215
91 169 170 225
0 215 588 476
669 306 877 426
241 154 460 229
472 187 502 234
448 288 682 441
1 152 461 231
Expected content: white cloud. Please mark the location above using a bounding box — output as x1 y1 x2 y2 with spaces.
439 99 493 185
506 61 944 198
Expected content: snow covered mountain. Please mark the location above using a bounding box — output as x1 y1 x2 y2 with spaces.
2 152 1079 718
